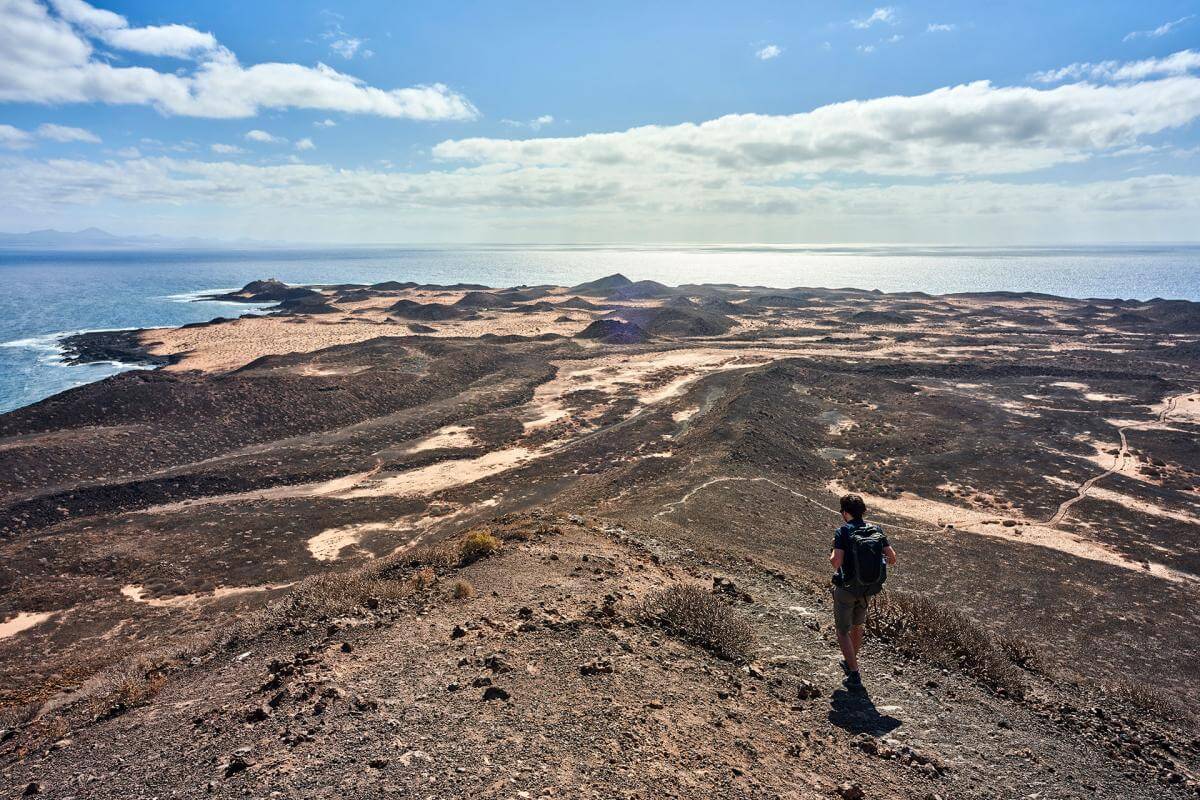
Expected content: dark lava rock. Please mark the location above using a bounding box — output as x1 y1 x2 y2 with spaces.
559 296 602 310
609 280 674 300
387 299 467 321
370 280 418 291
580 658 614 676
612 306 735 337
481 686 510 702
407 323 437 333
796 680 821 700
851 310 914 325
570 273 633 295
59 329 178 367
837 783 865 800
575 319 650 344
455 291 512 309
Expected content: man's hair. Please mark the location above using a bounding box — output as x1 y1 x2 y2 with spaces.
840 493 867 519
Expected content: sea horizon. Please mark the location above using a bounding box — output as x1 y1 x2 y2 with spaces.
2 241 1199 414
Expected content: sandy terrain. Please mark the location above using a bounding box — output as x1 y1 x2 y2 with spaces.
2 275 1199 798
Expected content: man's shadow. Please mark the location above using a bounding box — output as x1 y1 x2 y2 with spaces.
828 687 902 736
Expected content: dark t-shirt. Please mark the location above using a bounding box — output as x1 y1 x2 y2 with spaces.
832 519 889 586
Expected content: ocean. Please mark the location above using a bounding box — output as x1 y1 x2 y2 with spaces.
2 243 1198 414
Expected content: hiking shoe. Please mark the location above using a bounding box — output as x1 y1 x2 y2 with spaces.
843 671 863 689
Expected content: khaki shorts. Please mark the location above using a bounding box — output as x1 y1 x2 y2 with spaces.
831 586 869 634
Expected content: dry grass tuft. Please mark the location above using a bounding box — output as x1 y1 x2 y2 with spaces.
867 591 1027 698
1096 680 1197 731
90 658 167 720
637 583 755 662
413 567 437 591
459 531 502 565
451 580 475 599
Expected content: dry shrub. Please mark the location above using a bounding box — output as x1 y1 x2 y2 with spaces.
867 591 1026 698
459 531 502 565
413 567 437 591
451 580 475 600
638 583 755 662
90 658 167 720
0 700 40 729
1097 680 1197 731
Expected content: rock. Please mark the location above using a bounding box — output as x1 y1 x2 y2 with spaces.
451 624 467 639
796 680 821 700
223 749 255 777
483 654 511 673
481 686 511 702
23 782 43 795
245 704 271 722
837 783 865 800
368 758 389 769
580 658 615 676
340 641 353 653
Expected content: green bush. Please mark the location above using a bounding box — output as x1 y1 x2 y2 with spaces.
459 531 502 565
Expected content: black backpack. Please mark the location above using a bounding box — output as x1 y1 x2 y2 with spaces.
844 524 887 596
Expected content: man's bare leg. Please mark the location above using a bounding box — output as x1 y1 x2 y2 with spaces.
836 629 859 673
850 625 864 658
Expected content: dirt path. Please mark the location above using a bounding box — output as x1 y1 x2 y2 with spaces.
1048 390 1189 525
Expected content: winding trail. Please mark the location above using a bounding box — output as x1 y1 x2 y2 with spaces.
652 390 1200 584
1048 392 1182 526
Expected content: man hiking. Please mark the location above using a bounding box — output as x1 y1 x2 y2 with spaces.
830 493 897 689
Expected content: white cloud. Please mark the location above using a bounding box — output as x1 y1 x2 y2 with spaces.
1031 49 1200 83
35 122 98 142
884 34 902 43
294 137 315 151
0 0 478 120
756 44 783 60
926 23 955 33
0 123 34 149
49 0 217 57
851 7 895 29
114 146 139 157
857 44 875 53
210 142 244 154
314 118 337 128
502 114 556 131
245 129 286 144
0 121 100 147
1124 15 1194 42
329 37 361 59
3 53 1200 242
433 73 1200 179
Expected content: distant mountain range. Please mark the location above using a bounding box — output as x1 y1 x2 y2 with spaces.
0 228 286 249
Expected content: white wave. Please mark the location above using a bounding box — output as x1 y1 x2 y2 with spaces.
161 287 278 309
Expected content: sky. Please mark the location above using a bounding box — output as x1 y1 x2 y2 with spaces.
1 0 1199 244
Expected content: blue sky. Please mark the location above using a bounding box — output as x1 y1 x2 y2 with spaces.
1 0 1199 243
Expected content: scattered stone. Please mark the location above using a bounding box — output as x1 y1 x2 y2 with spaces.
223 748 255 777
796 680 821 700
580 658 615 676
481 686 511 702
245 704 271 722
837 783 865 800
451 624 467 639
368 758 389 769
340 641 353 653
23 782 43 796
